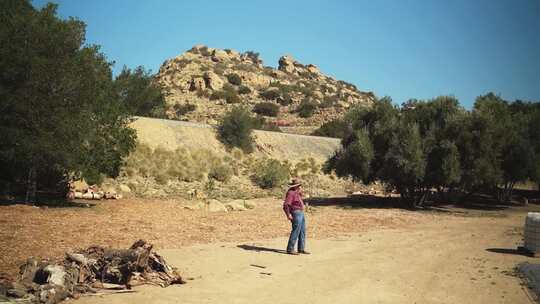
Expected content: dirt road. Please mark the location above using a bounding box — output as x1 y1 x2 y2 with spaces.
72 210 534 304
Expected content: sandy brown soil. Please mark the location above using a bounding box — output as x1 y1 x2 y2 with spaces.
0 197 425 278
1 198 537 303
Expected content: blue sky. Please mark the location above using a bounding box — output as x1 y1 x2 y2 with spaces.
33 0 540 108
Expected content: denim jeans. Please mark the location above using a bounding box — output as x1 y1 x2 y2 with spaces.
287 210 306 252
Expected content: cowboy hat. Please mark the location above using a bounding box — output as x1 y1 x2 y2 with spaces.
287 178 302 188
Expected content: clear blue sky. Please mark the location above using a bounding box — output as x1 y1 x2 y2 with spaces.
33 0 540 108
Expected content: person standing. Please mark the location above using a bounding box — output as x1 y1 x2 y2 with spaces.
283 178 310 255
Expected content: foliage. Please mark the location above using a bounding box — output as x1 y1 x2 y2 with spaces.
173 103 196 116
260 89 280 100
226 73 242 86
208 162 233 182
0 1 136 200
312 119 349 138
253 102 280 117
124 145 233 184
210 86 241 104
324 94 540 206
252 159 290 189
296 100 317 118
243 51 260 63
238 85 252 95
217 106 258 153
114 66 167 118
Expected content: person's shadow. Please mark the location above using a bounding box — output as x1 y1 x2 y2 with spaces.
237 244 288 254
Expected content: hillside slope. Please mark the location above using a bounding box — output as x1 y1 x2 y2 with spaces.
130 116 340 163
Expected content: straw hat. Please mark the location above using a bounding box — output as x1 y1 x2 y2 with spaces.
287 178 302 188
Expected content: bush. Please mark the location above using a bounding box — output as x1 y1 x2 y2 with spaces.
260 89 280 100
225 90 241 104
253 159 290 189
210 87 241 104
312 119 349 138
226 73 242 85
214 63 227 75
296 100 317 118
208 163 233 182
210 90 226 100
217 106 257 153
238 85 251 95
200 46 211 56
253 102 280 117
174 103 196 116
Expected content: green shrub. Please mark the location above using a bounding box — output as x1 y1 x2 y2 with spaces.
253 102 280 117
208 163 233 182
260 89 280 100
296 100 317 118
210 90 226 100
312 119 349 138
253 159 290 189
217 106 257 153
214 63 227 75
174 103 196 116
200 46 211 56
238 85 251 95
226 73 242 85
209 85 241 103
225 90 241 104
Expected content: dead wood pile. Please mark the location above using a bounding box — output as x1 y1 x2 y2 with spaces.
0 240 185 304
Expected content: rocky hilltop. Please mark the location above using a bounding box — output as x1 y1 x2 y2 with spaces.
155 45 375 133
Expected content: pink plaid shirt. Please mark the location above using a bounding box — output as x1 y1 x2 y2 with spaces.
283 188 304 216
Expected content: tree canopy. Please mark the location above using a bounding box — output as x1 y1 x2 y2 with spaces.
325 94 539 207
0 0 136 201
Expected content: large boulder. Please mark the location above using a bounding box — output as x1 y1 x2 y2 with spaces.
306 64 321 75
278 55 296 74
190 76 206 91
203 71 224 90
211 49 230 62
206 199 228 212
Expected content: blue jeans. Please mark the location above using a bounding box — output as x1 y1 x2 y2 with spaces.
287 210 306 252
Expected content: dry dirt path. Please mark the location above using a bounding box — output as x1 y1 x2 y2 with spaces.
72 210 534 304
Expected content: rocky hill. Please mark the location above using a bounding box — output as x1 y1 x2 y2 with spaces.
155 45 375 134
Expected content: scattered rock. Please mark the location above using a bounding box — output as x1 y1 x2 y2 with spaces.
243 200 256 209
206 199 228 212
119 184 131 193
225 200 247 211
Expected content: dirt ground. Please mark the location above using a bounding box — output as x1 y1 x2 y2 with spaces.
1 197 538 303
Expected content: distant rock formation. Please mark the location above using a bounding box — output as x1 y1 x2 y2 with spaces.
154 45 375 134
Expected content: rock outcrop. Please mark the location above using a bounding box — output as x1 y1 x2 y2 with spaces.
155 45 375 133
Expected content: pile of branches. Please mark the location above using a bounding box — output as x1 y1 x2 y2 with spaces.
0 240 185 303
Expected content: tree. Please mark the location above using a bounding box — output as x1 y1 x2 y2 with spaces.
217 106 258 153
325 129 373 182
0 1 136 201
379 122 427 207
114 66 166 118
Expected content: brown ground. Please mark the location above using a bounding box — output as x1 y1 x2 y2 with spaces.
0 198 537 303
0 197 425 278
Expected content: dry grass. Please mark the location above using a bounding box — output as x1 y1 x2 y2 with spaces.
0 197 439 278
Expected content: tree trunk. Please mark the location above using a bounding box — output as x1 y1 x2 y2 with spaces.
25 166 37 204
